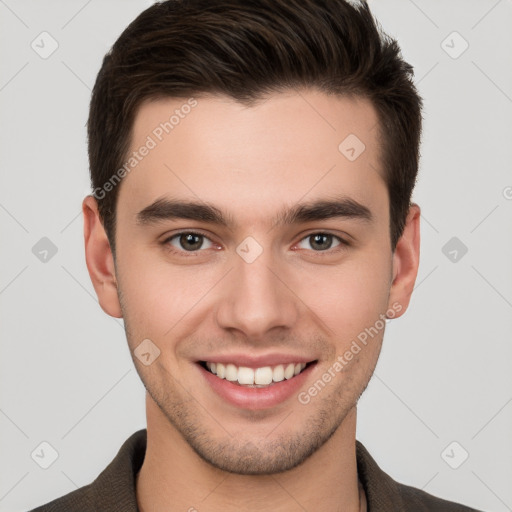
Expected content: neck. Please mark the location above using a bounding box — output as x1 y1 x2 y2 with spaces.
136 396 360 512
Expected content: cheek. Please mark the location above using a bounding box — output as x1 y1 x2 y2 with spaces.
116 247 221 339
303 250 392 342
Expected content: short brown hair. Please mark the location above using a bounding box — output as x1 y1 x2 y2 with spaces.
87 0 422 256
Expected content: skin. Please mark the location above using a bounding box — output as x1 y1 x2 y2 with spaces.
83 89 420 512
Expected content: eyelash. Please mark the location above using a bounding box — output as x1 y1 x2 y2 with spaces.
161 230 350 257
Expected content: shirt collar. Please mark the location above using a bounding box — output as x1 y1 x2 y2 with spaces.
89 429 405 511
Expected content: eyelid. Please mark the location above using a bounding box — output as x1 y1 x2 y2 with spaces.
293 227 353 244
161 229 350 256
161 230 218 254
292 231 350 252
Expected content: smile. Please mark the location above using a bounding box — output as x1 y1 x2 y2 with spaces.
202 361 309 387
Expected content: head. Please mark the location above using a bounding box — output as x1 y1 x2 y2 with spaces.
84 0 422 474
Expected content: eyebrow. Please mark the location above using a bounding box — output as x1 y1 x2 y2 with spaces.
135 195 373 229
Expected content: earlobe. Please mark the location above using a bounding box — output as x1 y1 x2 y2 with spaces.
387 203 421 318
82 195 123 318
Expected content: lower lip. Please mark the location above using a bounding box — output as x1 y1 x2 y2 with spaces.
198 363 315 410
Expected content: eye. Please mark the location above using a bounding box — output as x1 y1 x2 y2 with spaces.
164 231 215 254
161 230 349 257
295 232 347 252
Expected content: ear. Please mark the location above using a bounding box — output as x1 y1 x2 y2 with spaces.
387 203 421 318
82 195 123 318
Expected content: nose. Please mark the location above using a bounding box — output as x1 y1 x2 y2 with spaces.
215 243 300 342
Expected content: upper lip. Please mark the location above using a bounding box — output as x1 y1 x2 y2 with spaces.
197 353 317 368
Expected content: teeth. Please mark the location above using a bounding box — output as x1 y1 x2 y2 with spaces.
255 366 273 385
273 364 285 382
216 363 226 379
225 363 238 381
206 361 308 386
238 366 254 385
284 363 295 380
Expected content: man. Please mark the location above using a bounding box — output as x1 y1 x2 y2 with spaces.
31 0 480 510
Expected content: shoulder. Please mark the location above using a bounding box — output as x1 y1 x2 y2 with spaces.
28 429 147 512
396 480 482 511
355 440 482 511
28 483 96 512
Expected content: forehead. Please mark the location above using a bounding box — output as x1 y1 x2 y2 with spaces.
118 90 386 224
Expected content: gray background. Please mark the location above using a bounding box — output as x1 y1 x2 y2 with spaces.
0 0 511 510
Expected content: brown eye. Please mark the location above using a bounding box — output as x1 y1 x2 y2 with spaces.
296 233 345 252
164 232 214 253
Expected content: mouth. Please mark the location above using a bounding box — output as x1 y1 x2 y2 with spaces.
196 354 318 409
199 360 316 387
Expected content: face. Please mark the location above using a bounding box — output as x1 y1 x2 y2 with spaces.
85 89 418 475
